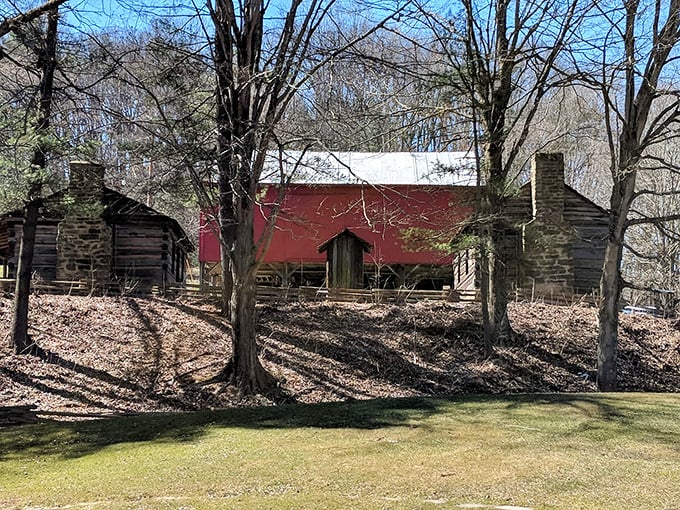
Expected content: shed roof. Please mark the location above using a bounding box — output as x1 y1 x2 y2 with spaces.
261 151 477 186
318 228 372 254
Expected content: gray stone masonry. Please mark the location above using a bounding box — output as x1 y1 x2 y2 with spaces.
532 153 565 222
523 153 575 293
56 161 112 284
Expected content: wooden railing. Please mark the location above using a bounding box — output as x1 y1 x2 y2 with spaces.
0 278 91 295
452 248 476 290
0 277 478 303
165 283 478 304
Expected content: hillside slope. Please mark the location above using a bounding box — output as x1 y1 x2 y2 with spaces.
1 295 679 417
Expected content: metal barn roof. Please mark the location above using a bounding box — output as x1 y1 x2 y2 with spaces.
261 151 477 186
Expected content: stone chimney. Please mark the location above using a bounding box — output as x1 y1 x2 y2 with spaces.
522 153 574 294
56 161 112 285
68 160 105 204
532 153 565 222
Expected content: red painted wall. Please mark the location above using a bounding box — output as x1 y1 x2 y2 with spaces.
199 184 474 266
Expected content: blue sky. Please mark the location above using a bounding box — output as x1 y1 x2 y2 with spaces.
59 0 202 32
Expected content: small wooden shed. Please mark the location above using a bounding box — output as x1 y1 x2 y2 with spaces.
318 228 372 288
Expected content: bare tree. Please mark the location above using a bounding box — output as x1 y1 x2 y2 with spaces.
421 0 585 354
581 0 680 390
208 0 399 394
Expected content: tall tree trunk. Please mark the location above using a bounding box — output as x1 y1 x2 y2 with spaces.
597 176 634 391
228 243 275 393
479 143 513 353
490 223 511 338
10 7 58 355
220 188 275 394
481 222 512 352
220 255 233 316
12 199 40 354
597 238 623 391
479 239 494 356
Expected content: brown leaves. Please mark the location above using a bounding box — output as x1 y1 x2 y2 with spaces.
1 295 679 418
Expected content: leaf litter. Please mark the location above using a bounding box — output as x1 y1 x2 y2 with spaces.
1 295 679 419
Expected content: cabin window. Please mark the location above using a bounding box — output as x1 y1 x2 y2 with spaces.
0 258 7 278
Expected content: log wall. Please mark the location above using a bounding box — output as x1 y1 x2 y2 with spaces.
112 221 186 289
4 221 59 280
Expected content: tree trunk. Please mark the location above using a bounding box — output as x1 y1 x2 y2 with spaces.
597 237 623 391
219 194 276 394
12 199 40 354
479 240 494 357
492 223 512 332
227 252 275 394
481 222 512 352
220 252 232 316
597 177 633 391
10 7 58 356
479 141 513 354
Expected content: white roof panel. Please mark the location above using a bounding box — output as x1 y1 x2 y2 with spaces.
261 151 477 186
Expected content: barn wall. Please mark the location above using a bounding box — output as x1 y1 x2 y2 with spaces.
199 184 475 266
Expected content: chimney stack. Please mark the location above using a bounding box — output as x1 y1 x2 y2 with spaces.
521 153 574 294
56 161 111 285
68 160 105 203
531 153 565 222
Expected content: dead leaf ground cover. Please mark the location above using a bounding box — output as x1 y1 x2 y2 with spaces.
1 294 680 418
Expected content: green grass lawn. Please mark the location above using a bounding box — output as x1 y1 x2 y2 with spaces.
1 394 679 509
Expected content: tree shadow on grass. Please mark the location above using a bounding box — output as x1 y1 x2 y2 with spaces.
497 393 680 450
0 396 447 461
2 394 679 463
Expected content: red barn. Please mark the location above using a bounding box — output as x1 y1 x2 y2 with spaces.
200 183 475 288
199 151 477 289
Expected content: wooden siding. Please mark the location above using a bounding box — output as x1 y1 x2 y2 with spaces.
0 221 59 280
325 234 366 288
564 188 608 293
112 221 187 288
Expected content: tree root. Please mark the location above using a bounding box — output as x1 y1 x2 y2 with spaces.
200 358 282 399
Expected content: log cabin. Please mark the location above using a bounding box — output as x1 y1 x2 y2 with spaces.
0 161 193 291
198 151 609 296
